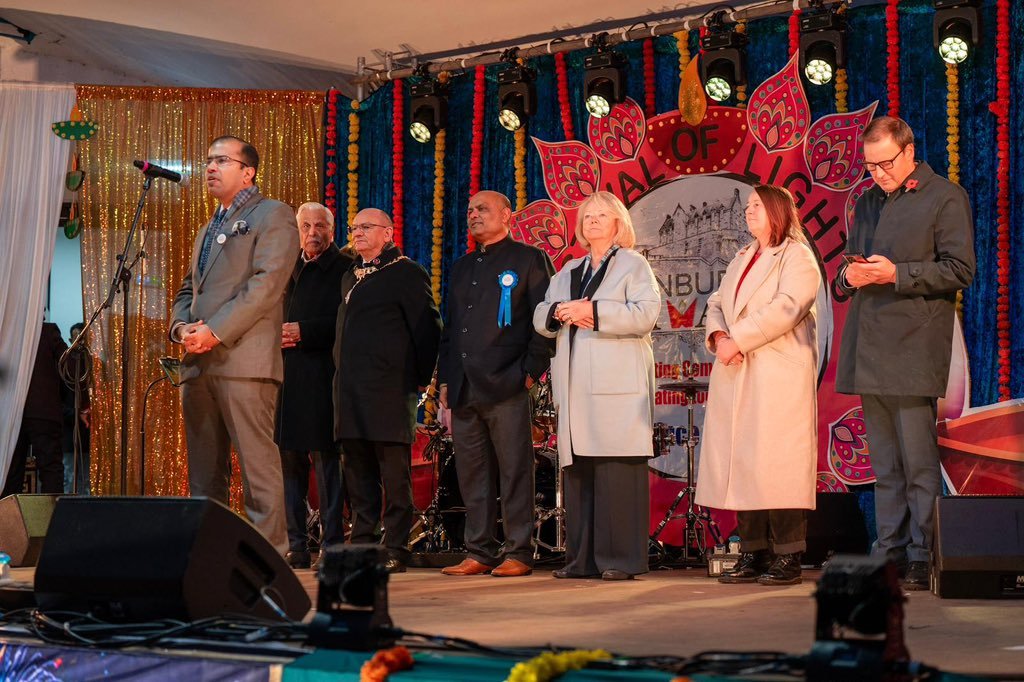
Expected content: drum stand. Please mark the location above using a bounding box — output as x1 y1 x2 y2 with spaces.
409 426 463 554
650 379 718 566
534 450 565 555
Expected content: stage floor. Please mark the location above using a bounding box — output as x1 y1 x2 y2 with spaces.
9 564 1023 678
292 565 1024 678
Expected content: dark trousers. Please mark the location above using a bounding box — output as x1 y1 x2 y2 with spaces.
451 388 536 566
340 439 413 561
563 455 649 576
280 449 345 553
861 393 941 564
3 418 63 496
736 509 807 555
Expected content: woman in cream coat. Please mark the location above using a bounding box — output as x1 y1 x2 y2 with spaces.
696 184 820 586
533 191 660 581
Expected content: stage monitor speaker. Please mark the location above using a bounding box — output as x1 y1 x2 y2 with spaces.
805 492 870 567
34 497 311 621
0 494 59 567
934 495 1024 599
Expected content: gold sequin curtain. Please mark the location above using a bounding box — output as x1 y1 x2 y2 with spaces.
75 85 323 500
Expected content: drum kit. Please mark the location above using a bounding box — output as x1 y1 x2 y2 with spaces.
411 372 721 566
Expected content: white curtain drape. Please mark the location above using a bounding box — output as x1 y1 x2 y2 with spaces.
0 82 76 484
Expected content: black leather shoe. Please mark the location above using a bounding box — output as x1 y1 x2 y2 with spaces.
902 561 929 591
718 550 772 583
757 553 802 585
384 558 407 574
601 569 634 581
553 569 599 579
286 550 311 569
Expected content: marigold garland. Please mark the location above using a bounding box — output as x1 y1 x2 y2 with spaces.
643 37 656 118
514 127 528 212
506 649 612 682
359 645 414 682
734 20 747 107
347 100 361 239
431 128 446 305
835 68 849 113
468 64 486 252
674 29 691 76
391 79 405 249
885 0 900 117
990 0 1011 398
324 89 340 219
554 52 574 140
788 6 801 57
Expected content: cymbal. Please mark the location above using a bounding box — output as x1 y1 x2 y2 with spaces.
659 379 711 393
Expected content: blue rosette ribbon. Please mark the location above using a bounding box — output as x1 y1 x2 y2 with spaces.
497 270 519 328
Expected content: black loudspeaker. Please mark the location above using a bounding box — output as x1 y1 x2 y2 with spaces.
805 492 870 567
934 495 1024 599
34 497 311 621
0 494 59 567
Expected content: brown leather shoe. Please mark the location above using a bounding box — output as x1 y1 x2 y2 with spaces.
491 558 533 577
441 558 494 576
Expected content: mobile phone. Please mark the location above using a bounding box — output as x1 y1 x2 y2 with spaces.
843 252 867 264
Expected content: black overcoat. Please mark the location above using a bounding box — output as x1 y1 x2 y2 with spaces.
275 244 352 451
332 246 442 444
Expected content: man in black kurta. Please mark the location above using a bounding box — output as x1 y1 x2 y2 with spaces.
275 202 352 569
438 191 555 577
333 208 441 573
833 116 975 590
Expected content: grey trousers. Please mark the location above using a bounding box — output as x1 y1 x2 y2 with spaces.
861 393 941 564
181 374 288 555
563 455 649 576
451 389 536 566
737 509 807 555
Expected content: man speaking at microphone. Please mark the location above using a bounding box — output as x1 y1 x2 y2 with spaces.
168 135 298 555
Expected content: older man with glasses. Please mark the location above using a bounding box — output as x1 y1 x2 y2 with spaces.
332 208 442 573
169 135 298 556
833 116 975 591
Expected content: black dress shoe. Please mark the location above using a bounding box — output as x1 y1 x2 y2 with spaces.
902 561 929 591
286 551 311 569
552 569 599 579
757 553 802 585
718 550 771 583
601 569 634 581
384 558 407 574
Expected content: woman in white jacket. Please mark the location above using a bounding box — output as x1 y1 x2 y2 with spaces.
697 184 820 586
533 191 660 580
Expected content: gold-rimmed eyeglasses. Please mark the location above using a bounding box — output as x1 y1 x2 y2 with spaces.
205 155 249 168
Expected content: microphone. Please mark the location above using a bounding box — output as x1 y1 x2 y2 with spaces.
133 160 182 183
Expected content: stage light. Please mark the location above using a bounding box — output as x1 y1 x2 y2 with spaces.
497 66 536 132
934 0 980 65
800 8 846 86
583 51 627 118
699 26 747 103
308 545 395 650
408 80 447 144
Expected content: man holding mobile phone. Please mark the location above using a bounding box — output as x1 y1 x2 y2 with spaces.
833 116 975 591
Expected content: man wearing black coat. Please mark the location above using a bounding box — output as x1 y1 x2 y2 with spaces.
333 208 442 573
438 191 555 577
4 321 67 496
276 202 352 569
833 117 975 590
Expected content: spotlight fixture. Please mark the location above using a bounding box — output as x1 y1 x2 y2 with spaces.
583 50 627 118
800 7 846 86
699 24 748 103
497 66 536 132
933 0 980 65
408 80 447 144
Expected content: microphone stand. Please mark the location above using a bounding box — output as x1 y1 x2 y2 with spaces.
139 374 168 495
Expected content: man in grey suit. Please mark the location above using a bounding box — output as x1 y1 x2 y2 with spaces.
833 116 975 590
169 135 299 555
